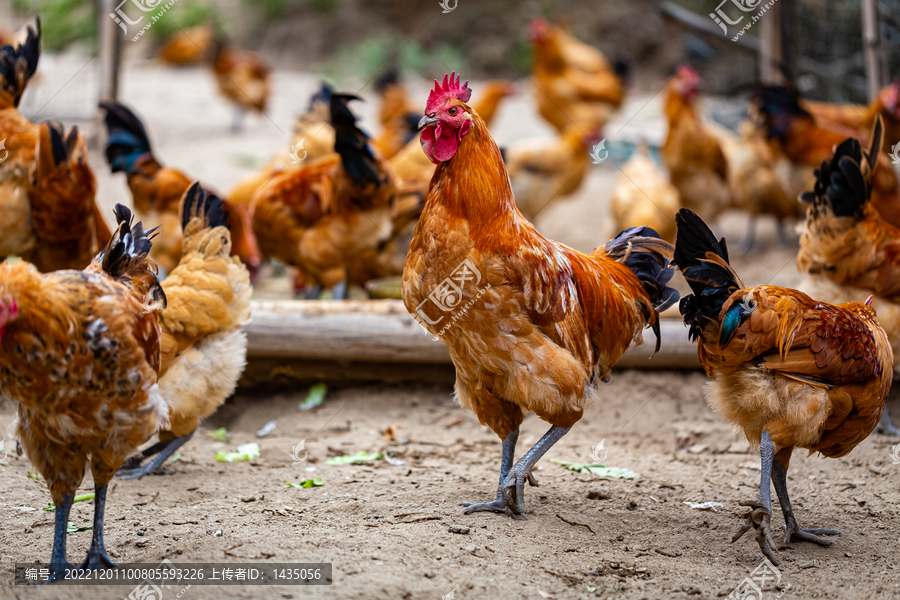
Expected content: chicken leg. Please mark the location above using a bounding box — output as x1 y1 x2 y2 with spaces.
461 426 520 515
46 492 74 583
876 408 900 436
116 430 194 480
78 484 116 571
732 430 780 565
502 425 570 517
772 454 840 547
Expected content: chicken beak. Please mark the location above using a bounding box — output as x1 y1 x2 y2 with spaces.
865 295 874 307
418 115 439 130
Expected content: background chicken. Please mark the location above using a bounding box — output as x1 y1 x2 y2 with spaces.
0 205 167 576
27 121 110 271
210 37 271 132
403 73 678 517
804 80 900 152
751 86 900 229
661 66 731 224
504 123 599 221
158 23 213 65
796 117 900 435
530 18 627 133
675 208 891 565
119 183 251 478
0 21 40 263
252 92 398 298
100 101 261 277
609 143 680 242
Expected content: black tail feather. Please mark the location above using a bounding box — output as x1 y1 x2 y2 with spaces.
96 205 166 309
799 115 882 220
673 209 742 342
329 93 383 188
99 101 154 174
604 226 679 353
0 18 40 107
180 181 229 231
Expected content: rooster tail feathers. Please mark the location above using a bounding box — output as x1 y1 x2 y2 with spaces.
330 92 383 188
604 226 680 353
0 18 40 107
180 181 229 232
99 101 154 174
673 209 744 343
799 119 881 220
96 204 166 308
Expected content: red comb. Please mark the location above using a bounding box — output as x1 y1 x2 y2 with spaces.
426 72 472 113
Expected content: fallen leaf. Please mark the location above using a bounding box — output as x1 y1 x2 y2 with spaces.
45 493 95 512
285 478 324 489
208 427 231 442
683 501 723 512
299 383 327 411
215 443 261 463
325 451 380 465
550 460 639 480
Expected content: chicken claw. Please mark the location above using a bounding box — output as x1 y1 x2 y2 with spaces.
501 467 530 518
461 497 511 515
782 520 840 547
732 500 780 566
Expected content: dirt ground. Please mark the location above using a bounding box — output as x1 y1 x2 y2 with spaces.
3 58 900 600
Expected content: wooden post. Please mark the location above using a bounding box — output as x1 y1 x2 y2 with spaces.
759 0 796 85
862 0 884 101
98 0 122 103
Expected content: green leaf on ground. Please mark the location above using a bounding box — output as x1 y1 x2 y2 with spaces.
299 383 328 411
325 451 380 465
215 443 261 463
44 493 95 511
550 460 639 480
67 522 91 534
208 427 231 442
285 478 324 489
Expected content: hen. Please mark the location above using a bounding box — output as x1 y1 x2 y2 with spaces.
0 205 167 577
675 208 892 565
661 66 731 223
609 143 680 242
804 81 900 153
119 183 251 478
530 19 626 133
210 38 271 132
403 73 678 517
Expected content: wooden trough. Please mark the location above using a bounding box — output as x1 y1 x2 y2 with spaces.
241 300 700 385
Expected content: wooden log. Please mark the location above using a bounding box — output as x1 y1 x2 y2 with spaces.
244 300 700 370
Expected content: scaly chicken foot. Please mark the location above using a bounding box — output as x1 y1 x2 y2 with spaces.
116 430 195 480
462 426 519 515
501 425 570 518
77 484 116 571
46 492 75 584
772 458 840 548
119 438 172 470
732 430 780 565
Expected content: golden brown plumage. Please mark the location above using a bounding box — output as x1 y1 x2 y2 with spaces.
0 205 167 574
158 23 212 65
119 183 251 478
609 144 679 242
211 40 270 114
804 81 900 154
661 67 731 223
675 208 891 565
403 73 678 516
530 19 625 133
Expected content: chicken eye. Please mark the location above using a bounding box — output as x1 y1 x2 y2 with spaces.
449 107 458 116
